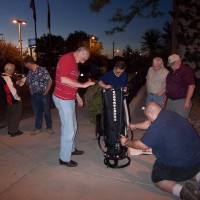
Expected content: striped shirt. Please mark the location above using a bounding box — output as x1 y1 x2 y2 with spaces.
53 52 79 100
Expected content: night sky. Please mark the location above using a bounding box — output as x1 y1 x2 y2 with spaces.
0 0 172 58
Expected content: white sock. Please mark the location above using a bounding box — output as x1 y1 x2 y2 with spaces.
196 172 200 182
173 184 183 197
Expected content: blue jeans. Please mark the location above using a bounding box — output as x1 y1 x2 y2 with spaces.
146 92 164 107
53 95 77 162
31 93 52 130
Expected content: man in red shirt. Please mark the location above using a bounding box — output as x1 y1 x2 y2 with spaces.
53 47 95 167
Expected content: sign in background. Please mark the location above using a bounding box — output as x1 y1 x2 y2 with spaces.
28 38 36 47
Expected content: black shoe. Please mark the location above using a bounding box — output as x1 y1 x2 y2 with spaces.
59 159 78 167
180 182 200 200
11 130 23 137
72 148 84 155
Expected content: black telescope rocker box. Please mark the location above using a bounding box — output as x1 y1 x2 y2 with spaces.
96 88 133 168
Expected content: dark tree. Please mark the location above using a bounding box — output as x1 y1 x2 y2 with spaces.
64 31 103 57
122 45 134 60
0 40 23 72
173 0 200 71
122 45 148 72
64 31 89 53
141 28 163 59
36 34 65 68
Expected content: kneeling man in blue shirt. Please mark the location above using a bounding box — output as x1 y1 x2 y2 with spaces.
121 102 200 200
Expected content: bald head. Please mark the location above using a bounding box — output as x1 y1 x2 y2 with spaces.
4 63 15 74
74 47 90 64
144 102 162 122
152 57 164 71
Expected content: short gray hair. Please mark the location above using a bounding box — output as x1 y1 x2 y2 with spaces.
4 63 15 72
77 46 89 53
153 57 164 66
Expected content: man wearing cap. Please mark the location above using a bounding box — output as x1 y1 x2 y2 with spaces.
166 54 196 119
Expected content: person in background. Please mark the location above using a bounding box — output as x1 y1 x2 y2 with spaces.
121 102 200 200
0 63 23 137
146 57 168 107
23 56 54 134
166 54 196 119
53 47 95 167
98 60 128 91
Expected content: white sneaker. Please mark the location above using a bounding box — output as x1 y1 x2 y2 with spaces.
31 129 42 135
47 128 54 134
129 148 153 155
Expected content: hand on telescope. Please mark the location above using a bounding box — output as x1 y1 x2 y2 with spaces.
105 84 112 89
120 135 128 146
128 124 137 131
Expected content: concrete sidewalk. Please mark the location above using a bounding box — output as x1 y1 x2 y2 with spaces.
0 86 175 200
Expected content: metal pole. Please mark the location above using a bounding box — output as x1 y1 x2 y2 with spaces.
30 47 33 57
89 37 91 51
18 23 22 56
112 41 115 59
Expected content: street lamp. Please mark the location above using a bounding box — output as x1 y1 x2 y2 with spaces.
89 36 95 51
12 19 26 56
113 49 120 58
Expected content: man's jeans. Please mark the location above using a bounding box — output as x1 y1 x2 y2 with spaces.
53 95 77 162
31 93 52 130
146 92 164 107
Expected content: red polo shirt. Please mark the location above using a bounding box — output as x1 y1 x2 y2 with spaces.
53 52 79 100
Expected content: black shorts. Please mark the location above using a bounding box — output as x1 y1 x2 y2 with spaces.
152 160 200 183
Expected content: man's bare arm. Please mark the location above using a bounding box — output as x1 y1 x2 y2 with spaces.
61 77 95 88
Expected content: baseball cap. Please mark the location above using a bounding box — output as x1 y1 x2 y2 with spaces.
168 54 181 66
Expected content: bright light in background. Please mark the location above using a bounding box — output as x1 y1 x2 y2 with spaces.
12 19 27 25
0 1 172 57
12 19 27 57
12 18 27 72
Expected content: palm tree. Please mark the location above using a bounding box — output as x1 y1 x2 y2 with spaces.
122 45 134 60
141 28 163 59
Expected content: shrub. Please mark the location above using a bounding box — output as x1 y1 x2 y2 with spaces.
84 84 102 123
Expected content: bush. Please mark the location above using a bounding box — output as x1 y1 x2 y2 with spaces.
84 84 102 123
